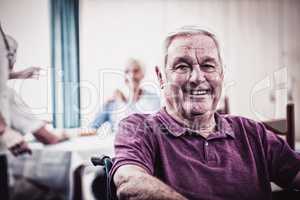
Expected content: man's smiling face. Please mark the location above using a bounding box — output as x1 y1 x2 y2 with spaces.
163 33 223 119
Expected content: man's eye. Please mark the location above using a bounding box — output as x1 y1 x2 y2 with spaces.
201 64 215 72
174 64 191 73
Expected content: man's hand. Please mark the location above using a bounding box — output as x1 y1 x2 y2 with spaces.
9 67 42 79
114 165 187 200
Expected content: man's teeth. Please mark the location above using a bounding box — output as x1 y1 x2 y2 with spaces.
190 90 210 95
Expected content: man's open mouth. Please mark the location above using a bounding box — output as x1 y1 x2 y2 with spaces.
187 89 212 96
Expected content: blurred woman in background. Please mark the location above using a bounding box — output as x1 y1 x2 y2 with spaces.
89 58 161 132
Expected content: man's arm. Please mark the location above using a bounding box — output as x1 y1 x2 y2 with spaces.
292 171 300 189
114 165 187 200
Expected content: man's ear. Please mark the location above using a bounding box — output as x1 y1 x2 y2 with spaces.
155 66 164 89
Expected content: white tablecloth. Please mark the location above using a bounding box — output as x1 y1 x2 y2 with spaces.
8 134 115 200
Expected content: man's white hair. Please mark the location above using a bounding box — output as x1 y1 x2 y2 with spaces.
162 25 224 70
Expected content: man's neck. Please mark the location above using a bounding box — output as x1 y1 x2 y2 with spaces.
165 106 216 138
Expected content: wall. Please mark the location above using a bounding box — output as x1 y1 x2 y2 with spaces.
80 0 300 140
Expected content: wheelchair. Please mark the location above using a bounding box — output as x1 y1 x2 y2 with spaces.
91 155 117 200
90 155 300 200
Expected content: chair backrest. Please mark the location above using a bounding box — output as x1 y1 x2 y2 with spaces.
262 103 295 150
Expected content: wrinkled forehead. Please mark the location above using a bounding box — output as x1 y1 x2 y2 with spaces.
167 34 220 64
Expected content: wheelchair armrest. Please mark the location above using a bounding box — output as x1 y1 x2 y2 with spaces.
91 155 111 166
90 155 116 200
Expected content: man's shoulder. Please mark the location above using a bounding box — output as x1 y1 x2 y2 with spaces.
222 114 266 136
119 111 161 126
116 112 163 143
220 114 261 125
120 112 150 124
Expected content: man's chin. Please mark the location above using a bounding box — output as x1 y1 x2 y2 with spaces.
183 109 208 118
183 103 212 115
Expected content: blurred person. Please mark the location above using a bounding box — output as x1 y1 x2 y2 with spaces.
0 24 31 156
4 34 68 144
0 24 65 200
111 26 300 200
0 23 31 200
0 24 32 154
90 58 160 200
89 58 160 132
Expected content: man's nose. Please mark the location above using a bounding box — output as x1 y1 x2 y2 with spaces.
189 66 205 84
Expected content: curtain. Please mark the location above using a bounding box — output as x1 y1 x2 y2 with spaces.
50 0 80 128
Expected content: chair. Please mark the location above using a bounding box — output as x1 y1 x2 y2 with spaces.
262 103 299 199
262 103 295 150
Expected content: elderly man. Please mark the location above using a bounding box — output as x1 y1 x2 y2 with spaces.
109 26 300 200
